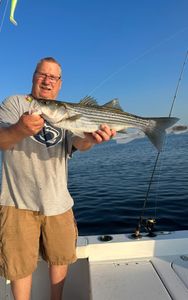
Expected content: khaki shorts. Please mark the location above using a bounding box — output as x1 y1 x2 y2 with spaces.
0 206 78 280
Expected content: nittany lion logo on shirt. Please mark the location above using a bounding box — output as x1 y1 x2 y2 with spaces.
31 121 63 148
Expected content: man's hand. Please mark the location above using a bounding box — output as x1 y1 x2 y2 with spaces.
72 124 116 151
16 113 45 137
84 124 116 144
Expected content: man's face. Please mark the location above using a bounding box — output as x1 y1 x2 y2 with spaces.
31 61 62 100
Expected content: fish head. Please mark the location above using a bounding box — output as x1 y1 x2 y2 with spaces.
30 99 68 125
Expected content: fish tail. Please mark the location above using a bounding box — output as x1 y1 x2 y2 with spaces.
144 117 179 151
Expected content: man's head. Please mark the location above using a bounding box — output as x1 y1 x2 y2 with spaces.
31 57 62 100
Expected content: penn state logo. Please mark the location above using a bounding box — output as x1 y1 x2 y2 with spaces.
31 121 63 147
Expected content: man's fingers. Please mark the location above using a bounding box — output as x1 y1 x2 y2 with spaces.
18 114 45 136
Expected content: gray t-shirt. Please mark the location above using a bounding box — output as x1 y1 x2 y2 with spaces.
0 95 74 216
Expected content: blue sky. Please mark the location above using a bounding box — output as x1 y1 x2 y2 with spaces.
0 0 188 123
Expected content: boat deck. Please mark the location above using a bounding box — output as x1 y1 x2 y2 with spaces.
1 230 188 300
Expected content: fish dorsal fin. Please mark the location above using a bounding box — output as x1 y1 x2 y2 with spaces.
103 98 123 111
79 96 98 106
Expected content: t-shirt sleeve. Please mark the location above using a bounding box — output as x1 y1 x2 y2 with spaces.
0 96 22 127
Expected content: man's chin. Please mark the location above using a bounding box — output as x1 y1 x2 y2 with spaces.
38 93 53 100
32 91 56 100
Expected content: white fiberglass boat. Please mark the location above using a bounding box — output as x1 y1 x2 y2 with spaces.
1 230 188 299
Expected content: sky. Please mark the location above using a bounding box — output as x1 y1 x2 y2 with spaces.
0 0 188 124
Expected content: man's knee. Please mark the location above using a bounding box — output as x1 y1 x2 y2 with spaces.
49 265 68 284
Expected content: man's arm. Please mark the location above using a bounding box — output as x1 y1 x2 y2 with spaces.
72 124 116 151
0 114 44 150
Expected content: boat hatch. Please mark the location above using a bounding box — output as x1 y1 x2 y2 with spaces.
90 260 172 300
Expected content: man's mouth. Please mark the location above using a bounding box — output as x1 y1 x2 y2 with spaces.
41 85 51 91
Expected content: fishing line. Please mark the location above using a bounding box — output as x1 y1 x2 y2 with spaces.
88 27 188 96
152 50 188 221
0 0 9 33
132 50 188 238
169 50 188 118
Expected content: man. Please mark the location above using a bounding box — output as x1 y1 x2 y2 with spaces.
0 57 116 300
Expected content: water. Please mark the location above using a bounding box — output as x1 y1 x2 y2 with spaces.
0 133 187 236
68 133 188 236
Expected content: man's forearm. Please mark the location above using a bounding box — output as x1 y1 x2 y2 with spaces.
0 124 26 150
72 135 94 151
0 114 45 150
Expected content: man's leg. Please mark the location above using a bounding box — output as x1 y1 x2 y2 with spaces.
49 265 68 300
0 207 40 300
11 274 32 300
42 210 77 300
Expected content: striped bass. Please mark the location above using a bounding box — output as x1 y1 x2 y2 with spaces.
30 96 179 151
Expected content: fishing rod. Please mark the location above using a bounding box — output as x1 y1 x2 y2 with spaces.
131 50 188 239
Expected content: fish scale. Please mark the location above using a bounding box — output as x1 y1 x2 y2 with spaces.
66 104 150 127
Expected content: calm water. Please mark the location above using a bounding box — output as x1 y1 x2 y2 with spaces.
68 133 188 236
0 133 187 236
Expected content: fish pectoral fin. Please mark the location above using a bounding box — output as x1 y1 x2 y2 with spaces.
103 98 124 111
68 114 82 121
118 129 128 134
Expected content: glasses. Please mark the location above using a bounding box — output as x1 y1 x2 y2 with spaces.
35 71 61 84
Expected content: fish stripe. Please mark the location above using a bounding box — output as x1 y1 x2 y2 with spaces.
67 105 149 126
